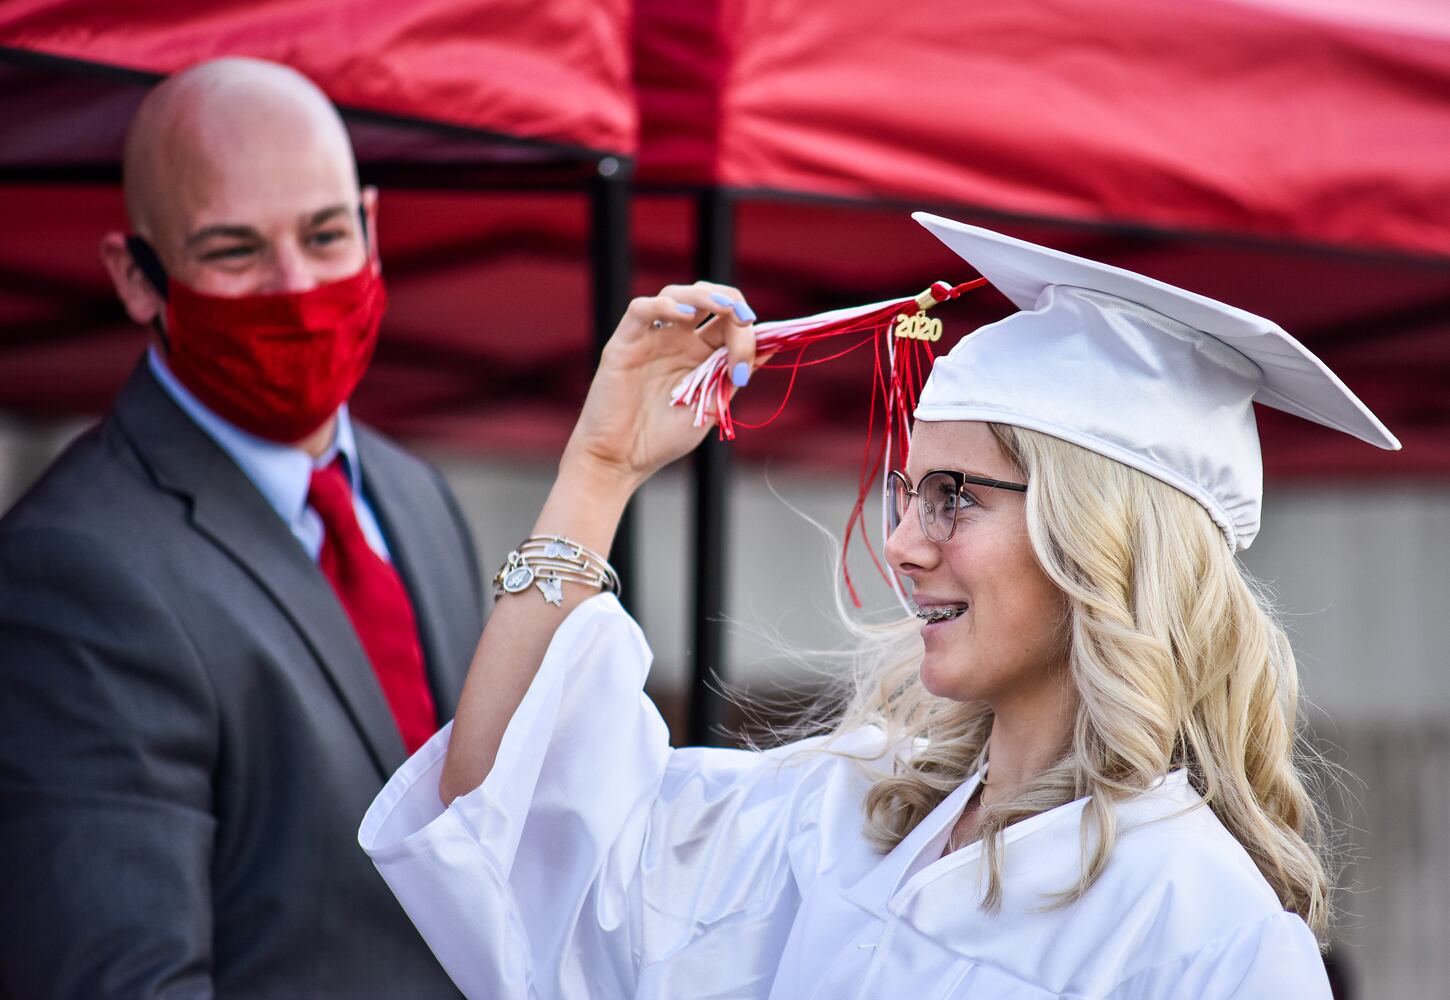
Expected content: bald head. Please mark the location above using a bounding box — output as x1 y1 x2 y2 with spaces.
107 58 374 303
124 58 357 238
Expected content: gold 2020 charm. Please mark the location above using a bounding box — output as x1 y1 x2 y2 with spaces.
893 312 943 342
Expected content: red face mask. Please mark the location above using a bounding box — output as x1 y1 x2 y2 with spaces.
161 264 387 443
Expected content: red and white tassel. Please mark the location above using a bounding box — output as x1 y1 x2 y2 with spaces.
670 278 987 606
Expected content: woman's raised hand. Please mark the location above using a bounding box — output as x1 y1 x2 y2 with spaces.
562 281 758 493
440 283 758 803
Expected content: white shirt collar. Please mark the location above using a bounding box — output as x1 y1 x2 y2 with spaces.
146 346 364 532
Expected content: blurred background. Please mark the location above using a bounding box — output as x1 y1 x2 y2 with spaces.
1 1 1447 995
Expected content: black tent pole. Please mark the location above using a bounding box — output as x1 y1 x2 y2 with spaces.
686 188 735 747
590 156 636 613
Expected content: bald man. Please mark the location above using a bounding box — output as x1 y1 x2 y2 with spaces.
0 59 481 998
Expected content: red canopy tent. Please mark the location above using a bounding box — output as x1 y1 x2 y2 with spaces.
3 0 1447 471
3 1 1449 739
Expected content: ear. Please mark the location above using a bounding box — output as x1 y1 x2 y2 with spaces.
99 231 165 326
360 186 380 267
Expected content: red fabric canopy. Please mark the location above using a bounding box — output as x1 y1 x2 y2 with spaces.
637 0 1450 257
0 0 635 157
0 1 1446 482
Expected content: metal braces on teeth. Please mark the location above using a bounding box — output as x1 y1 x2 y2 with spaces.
915 605 966 623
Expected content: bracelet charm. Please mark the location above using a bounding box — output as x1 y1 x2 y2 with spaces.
498 551 535 594
537 576 565 606
492 535 620 607
542 538 581 560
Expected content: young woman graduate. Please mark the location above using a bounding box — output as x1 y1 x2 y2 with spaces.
360 215 1398 999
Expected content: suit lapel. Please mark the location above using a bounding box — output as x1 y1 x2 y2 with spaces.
112 363 407 778
356 432 464 722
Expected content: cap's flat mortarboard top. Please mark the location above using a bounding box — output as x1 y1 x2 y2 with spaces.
912 212 1400 550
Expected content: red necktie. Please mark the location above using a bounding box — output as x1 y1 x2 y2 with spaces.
308 460 437 754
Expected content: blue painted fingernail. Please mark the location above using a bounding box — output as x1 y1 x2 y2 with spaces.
709 292 735 309
731 361 751 388
733 301 756 323
674 302 698 316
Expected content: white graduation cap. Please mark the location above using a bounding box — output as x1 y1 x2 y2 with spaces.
912 213 1400 550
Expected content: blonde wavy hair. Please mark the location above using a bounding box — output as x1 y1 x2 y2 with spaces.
830 422 1334 936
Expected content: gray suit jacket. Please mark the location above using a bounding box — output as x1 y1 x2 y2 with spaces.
0 362 483 998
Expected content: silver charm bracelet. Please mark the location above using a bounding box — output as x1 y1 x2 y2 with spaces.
493 535 620 607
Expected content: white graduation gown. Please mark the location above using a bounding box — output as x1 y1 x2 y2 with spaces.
360 595 1331 999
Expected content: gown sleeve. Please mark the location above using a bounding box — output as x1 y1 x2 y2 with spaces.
359 593 876 1000
1107 909 1332 999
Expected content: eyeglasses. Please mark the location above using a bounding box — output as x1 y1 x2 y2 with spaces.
887 469 1027 543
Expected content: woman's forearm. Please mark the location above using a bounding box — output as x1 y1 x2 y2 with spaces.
435 280 757 805
438 455 640 804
